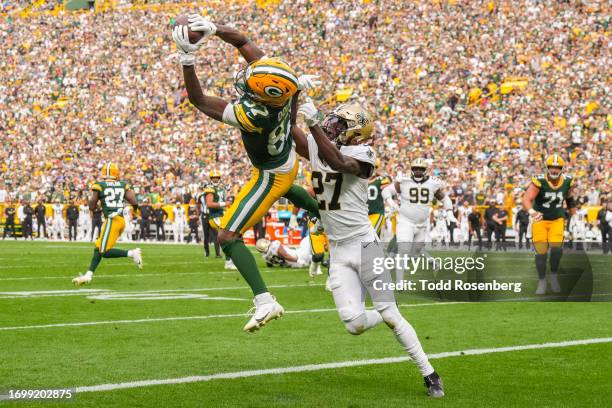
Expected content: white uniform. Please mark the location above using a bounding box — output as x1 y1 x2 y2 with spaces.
262 237 312 268
570 208 588 242
396 175 444 243
306 135 434 377
458 205 472 244
121 206 133 241
78 204 90 241
173 205 185 243
51 203 65 240
432 208 449 244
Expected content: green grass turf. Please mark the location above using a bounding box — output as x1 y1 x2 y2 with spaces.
0 240 610 407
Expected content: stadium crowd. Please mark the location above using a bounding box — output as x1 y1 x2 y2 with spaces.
0 0 609 210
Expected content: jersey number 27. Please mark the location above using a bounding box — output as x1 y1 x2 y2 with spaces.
104 188 125 208
312 171 343 211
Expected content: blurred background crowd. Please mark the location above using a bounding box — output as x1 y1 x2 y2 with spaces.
0 0 609 212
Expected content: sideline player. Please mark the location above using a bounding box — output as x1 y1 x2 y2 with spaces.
296 100 444 397
173 15 320 331
204 171 237 270
522 154 576 294
72 163 143 286
367 160 391 238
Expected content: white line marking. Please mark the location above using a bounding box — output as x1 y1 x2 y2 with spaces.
0 302 461 331
75 337 612 393
86 293 247 301
0 283 323 299
0 268 290 279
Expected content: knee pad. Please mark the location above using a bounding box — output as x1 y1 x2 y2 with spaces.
338 308 367 336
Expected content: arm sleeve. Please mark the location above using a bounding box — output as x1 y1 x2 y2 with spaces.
442 195 453 211
381 183 397 201
222 102 264 133
222 103 243 130
307 134 330 172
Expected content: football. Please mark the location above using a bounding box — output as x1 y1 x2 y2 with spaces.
173 15 203 44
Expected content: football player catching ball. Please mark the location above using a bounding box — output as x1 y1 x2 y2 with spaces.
172 15 320 332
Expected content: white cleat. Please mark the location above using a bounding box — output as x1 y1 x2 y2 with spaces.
549 273 561 293
131 248 143 269
309 261 322 277
325 277 332 292
225 259 238 270
72 273 92 287
243 297 284 333
535 278 547 295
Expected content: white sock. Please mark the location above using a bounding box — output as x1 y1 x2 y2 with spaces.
380 306 434 376
255 292 274 304
85 271 93 279
127 250 134 257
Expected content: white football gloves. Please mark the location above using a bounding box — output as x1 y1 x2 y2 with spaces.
172 25 198 66
528 208 543 222
298 74 321 91
298 101 323 127
172 15 216 66
188 14 217 37
386 199 399 214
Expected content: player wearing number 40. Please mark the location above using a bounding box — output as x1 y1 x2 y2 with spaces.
72 163 143 286
522 154 577 295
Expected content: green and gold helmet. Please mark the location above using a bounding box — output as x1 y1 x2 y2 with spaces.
234 58 299 108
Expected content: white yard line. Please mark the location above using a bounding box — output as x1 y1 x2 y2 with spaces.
0 302 462 331
0 268 286 278
0 283 324 299
75 337 612 393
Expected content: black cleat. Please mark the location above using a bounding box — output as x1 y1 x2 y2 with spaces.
424 371 444 398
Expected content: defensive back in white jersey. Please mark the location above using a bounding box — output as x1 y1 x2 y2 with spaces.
307 135 376 242
398 175 445 224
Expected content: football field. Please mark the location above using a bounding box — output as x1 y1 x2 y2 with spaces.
0 240 610 407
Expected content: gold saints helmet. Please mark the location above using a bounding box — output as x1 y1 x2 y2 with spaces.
545 154 565 180
101 162 119 179
321 102 374 146
410 157 428 182
234 57 299 108
255 238 271 253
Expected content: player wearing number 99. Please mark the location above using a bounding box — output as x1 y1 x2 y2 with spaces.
172 15 321 332
295 101 444 398
72 163 143 286
522 154 576 295
382 158 452 246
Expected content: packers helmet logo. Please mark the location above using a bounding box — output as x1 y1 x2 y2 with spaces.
264 85 283 97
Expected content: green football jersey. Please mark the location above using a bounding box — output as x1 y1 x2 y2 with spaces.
204 184 226 218
92 180 130 218
531 174 573 220
231 96 293 170
367 176 391 215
